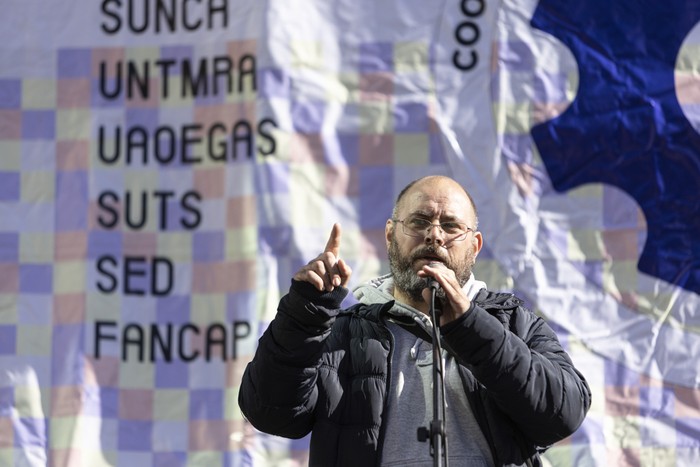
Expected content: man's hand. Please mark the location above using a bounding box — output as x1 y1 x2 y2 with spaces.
418 262 471 325
293 223 352 292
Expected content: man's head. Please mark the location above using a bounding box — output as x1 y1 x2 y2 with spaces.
385 176 483 302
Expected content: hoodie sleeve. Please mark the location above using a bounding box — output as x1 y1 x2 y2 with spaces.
441 296 591 447
237 280 348 439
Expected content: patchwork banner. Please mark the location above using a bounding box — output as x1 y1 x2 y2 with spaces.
0 0 699 465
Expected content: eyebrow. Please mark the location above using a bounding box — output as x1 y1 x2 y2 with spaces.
408 210 465 222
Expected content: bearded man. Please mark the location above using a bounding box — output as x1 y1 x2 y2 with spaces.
239 175 591 466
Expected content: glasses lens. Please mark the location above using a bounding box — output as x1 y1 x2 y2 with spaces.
400 217 470 241
403 217 430 236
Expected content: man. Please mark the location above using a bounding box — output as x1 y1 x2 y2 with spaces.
239 176 591 466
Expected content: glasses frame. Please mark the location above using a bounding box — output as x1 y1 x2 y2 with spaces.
392 216 475 242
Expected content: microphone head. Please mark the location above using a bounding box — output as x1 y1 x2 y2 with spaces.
427 276 441 291
425 262 442 291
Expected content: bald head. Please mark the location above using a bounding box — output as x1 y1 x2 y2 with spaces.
392 176 478 228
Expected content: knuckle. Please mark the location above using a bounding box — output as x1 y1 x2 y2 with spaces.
310 259 326 271
320 251 336 262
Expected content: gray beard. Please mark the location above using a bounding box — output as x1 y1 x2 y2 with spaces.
388 234 473 303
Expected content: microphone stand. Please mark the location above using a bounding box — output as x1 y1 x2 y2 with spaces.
416 279 448 466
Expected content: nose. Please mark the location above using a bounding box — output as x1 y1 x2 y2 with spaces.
424 224 445 246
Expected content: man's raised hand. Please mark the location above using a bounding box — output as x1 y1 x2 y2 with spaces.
293 223 352 292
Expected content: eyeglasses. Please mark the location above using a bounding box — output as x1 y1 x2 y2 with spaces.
393 216 475 242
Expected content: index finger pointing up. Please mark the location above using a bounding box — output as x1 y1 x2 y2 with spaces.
324 223 342 257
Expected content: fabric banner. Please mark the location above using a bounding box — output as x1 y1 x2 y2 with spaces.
0 0 699 465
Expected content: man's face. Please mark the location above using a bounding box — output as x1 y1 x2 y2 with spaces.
386 178 482 302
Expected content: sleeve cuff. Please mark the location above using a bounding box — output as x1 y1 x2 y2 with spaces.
289 279 349 310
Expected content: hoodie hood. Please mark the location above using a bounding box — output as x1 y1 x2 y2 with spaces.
354 273 487 304
352 273 488 330
353 273 396 306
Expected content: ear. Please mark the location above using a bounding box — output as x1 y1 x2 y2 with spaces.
472 230 484 257
385 219 394 249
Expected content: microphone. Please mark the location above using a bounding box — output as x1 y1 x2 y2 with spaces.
426 262 442 291
426 276 442 317
427 276 441 291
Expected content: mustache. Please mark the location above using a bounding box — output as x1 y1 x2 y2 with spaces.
410 245 449 264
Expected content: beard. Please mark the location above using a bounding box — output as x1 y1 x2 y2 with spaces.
388 232 475 302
